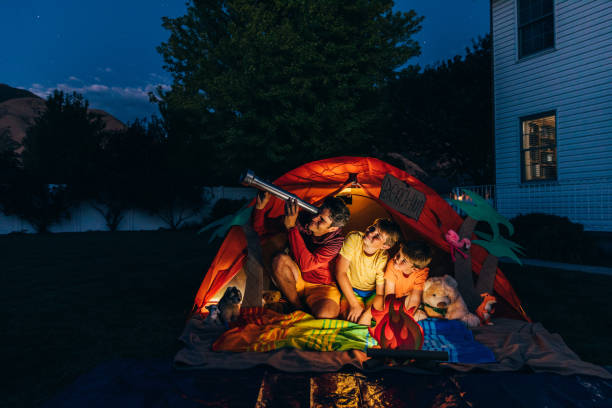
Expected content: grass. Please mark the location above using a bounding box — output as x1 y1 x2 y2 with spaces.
2 231 214 408
2 230 611 407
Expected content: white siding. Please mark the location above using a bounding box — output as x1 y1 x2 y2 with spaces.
492 0 612 231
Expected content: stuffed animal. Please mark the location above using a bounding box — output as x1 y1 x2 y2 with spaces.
413 274 480 328
217 286 242 326
476 292 497 325
203 304 224 326
262 290 281 304
262 290 285 313
444 229 471 262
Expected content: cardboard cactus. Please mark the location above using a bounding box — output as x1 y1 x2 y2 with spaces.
450 189 524 312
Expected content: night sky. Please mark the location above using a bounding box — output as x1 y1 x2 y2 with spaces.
0 0 489 124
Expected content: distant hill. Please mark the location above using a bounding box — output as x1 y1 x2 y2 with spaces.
0 83 39 103
0 84 126 152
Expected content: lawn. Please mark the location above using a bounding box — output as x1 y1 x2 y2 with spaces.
2 231 214 408
3 230 611 407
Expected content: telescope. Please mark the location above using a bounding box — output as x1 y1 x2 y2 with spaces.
240 170 319 214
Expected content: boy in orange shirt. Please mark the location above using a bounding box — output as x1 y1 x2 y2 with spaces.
383 241 432 316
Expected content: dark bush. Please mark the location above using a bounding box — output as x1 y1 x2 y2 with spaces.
0 176 73 233
510 213 601 265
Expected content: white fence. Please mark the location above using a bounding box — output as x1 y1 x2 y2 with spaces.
0 186 256 235
452 178 612 232
450 184 497 209
5 179 610 234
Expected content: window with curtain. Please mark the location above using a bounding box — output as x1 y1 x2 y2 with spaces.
518 0 555 58
521 112 557 182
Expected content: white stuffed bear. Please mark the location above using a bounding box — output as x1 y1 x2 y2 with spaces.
413 274 480 328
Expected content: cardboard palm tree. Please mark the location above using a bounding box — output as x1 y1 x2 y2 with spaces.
451 189 524 311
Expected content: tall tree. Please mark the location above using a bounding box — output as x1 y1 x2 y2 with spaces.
380 35 493 186
0 130 24 225
109 117 208 230
90 118 163 231
22 90 106 191
0 129 20 181
0 177 72 233
156 0 422 183
4 91 106 232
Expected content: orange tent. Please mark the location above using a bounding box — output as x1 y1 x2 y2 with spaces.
193 157 527 320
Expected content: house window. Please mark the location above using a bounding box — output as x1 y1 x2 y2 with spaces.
518 0 554 58
521 112 556 182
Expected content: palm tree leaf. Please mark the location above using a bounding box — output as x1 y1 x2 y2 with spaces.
452 189 514 240
198 205 253 243
473 238 524 265
474 232 525 254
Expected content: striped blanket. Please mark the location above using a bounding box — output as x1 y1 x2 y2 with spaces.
420 318 496 363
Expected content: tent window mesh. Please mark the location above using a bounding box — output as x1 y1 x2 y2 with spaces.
518 0 554 58
521 112 556 182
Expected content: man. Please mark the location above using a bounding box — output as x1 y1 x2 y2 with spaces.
335 218 400 324
253 192 350 318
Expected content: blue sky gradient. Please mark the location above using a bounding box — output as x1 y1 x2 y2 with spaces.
0 0 489 124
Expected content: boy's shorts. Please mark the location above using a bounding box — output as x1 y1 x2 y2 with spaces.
339 287 376 318
294 268 341 309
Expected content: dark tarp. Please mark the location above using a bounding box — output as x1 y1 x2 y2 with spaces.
175 315 612 379
42 359 612 407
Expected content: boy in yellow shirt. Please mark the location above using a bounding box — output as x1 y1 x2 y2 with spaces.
335 218 400 324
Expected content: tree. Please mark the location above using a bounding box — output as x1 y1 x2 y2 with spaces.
4 91 106 233
109 117 208 230
156 0 423 183
22 90 106 192
0 129 20 181
138 180 207 230
0 130 26 227
91 118 166 231
380 35 493 186
0 176 72 233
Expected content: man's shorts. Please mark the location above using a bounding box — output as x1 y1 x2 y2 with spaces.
339 287 376 318
294 269 341 309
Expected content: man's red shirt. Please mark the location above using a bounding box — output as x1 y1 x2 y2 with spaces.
252 207 343 285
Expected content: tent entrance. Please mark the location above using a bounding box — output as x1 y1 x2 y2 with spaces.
205 190 455 308
338 191 392 233
339 190 453 277
204 190 390 307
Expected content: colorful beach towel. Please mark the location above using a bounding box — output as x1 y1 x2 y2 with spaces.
419 318 496 364
212 308 378 352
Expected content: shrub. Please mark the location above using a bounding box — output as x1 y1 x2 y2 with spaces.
510 213 600 264
0 179 73 233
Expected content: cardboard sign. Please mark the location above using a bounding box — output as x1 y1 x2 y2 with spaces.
379 174 426 220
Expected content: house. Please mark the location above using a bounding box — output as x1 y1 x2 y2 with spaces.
490 0 612 232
